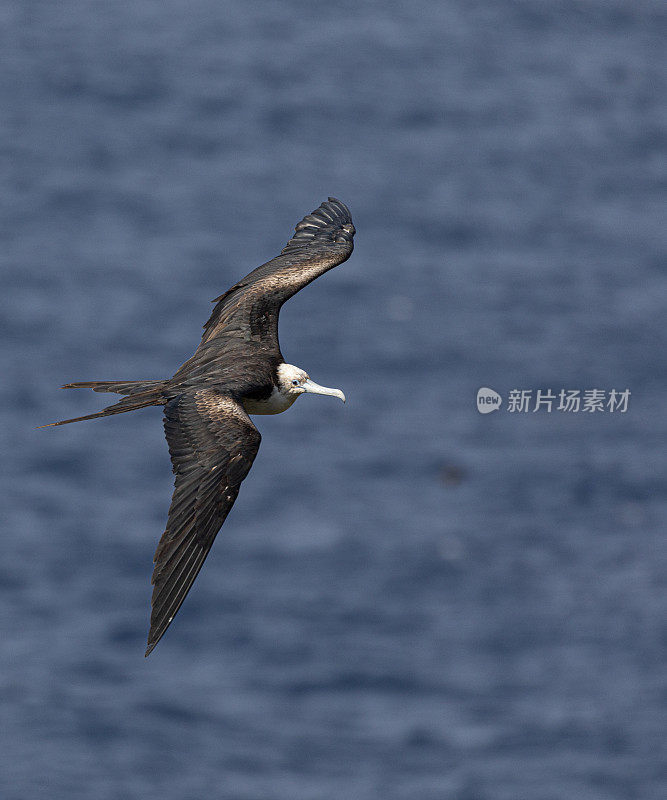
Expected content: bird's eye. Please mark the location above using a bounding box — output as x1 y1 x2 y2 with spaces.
292 379 300 386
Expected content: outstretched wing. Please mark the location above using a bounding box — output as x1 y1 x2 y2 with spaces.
145 389 261 656
201 197 355 344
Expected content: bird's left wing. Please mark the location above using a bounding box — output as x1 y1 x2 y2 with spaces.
201 197 355 344
145 389 261 656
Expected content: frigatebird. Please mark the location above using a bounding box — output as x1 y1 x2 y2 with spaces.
42 197 355 655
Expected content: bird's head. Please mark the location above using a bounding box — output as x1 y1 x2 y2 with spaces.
277 363 346 403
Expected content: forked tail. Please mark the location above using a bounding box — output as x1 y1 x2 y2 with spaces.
39 380 166 428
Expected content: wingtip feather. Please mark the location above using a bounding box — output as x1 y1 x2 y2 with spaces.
280 197 354 255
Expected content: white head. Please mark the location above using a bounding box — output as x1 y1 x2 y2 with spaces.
277 363 346 404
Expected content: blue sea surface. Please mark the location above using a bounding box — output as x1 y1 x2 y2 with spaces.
1 1 666 798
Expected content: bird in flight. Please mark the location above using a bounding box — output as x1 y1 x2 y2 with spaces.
42 197 355 655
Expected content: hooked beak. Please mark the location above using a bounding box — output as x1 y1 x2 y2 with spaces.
301 378 346 403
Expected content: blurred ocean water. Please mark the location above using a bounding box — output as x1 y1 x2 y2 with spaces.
1 1 666 798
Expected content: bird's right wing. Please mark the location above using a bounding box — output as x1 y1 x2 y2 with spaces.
201 197 355 343
145 389 261 656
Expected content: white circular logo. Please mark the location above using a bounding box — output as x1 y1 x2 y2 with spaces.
476 387 502 414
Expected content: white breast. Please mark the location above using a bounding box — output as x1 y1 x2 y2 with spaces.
242 387 297 415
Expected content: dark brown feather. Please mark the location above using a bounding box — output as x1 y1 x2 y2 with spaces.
197 197 354 347
145 390 261 656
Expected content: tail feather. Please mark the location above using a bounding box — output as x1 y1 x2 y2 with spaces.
39 380 166 428
61 379 165 395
